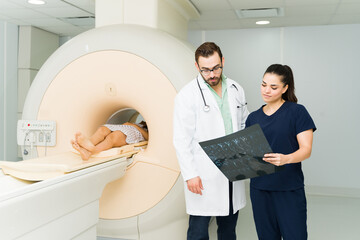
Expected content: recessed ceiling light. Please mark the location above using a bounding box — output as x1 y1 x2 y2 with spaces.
28 0 46 5
256 20 270 25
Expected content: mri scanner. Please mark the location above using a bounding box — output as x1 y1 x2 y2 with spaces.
0 24 198 239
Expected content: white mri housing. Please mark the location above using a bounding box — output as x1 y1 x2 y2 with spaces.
0 24 197 239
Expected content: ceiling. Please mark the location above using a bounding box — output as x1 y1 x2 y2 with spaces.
189 0 360 30
0 0 360 37
0 0 95 36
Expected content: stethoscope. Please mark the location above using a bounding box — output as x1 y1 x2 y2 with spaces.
196 76 247 112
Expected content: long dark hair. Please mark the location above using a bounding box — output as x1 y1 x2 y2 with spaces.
264 64 298 103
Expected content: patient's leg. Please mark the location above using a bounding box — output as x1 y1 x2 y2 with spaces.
76 132 95 152
76 126 111 152
90 126 112 145
92 130 127 154
71 139 92 160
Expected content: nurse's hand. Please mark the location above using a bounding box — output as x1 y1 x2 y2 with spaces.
187 176 204 195
263 153 289 166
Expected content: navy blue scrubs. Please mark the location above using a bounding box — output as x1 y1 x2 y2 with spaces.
246 101 316 240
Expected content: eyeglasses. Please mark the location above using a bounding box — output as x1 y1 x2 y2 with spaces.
200 65 223 76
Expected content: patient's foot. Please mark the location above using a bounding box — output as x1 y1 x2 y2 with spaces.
75 132 95 152
71 139 92 160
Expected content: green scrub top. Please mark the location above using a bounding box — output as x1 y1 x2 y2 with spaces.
205 74 233 135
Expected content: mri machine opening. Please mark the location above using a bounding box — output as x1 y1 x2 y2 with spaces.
0 25 198 239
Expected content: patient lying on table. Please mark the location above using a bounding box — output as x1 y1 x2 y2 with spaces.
71 121 148 160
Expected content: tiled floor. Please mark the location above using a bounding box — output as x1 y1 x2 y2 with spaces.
307 195 360 240
98 192 360 240
226 193 360 240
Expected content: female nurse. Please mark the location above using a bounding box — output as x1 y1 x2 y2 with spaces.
245 64 316 240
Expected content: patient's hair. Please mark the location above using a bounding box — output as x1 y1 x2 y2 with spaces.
139 121 148 131
195 42 223 64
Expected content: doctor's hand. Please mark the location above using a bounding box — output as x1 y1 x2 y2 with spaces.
187 176 204 195
263 153 289 166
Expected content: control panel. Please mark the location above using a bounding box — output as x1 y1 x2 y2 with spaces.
17 120 56 147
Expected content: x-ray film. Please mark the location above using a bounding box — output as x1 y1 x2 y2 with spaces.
199 124 284 182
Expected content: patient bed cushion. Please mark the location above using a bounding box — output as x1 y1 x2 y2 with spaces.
0 141 147 181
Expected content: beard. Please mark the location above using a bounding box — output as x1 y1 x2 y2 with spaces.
204 75 221 87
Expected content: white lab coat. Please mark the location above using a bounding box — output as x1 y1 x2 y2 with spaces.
173 74 249 216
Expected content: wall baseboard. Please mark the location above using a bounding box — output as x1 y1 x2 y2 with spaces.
305 185 360 199
244 180 360 199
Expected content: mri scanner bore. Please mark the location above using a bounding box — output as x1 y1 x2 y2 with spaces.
71 120 148 160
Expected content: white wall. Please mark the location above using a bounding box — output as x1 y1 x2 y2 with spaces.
17 26 59 159
188 24 360 194
17 26 59 116
0 24 59 161
0 21 18 162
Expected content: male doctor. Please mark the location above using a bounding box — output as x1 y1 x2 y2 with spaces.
173 42 249 240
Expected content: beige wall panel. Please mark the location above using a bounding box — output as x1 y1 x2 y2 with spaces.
18 26 59 70
30 27 59 70
18 26 32 69
158 0 188 40
17 69 37 112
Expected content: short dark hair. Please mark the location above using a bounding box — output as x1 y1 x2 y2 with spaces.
195 42 223 63
264 64 298 103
